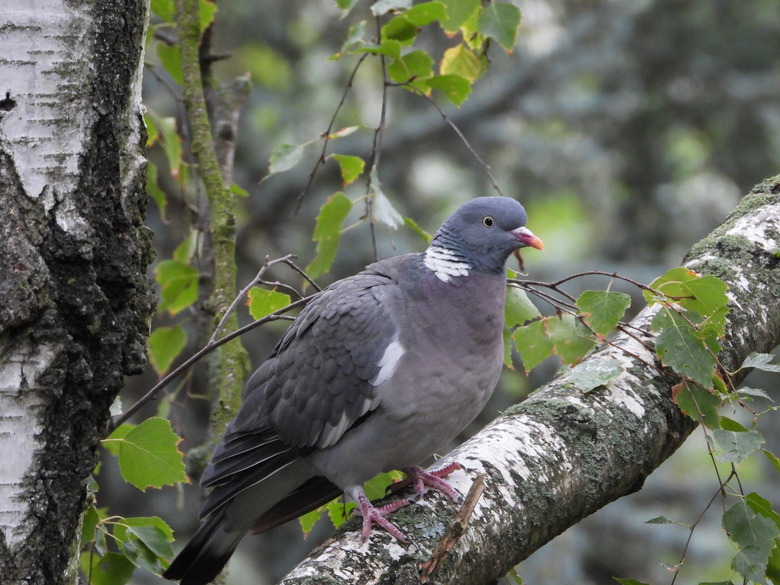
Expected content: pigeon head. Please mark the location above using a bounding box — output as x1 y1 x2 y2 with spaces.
425 197 543 280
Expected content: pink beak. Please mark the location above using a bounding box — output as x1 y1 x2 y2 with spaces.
512 226 544 251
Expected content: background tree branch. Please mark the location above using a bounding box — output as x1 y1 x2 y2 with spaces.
278 176 780 585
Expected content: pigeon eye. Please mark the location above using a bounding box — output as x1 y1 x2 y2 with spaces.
482 216 494 227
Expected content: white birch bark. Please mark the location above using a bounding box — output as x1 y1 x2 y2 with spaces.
0 2 151 583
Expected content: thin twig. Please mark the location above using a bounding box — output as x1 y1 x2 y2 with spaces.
295 52 370 212
418 473 486 583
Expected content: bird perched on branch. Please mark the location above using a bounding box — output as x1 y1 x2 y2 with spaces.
163 196 543 585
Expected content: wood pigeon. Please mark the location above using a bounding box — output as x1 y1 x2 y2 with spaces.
163 196 543 585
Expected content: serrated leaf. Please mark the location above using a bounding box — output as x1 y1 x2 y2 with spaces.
741 352 780 373
388 50 435 86
711 429 764 464
371 0 412 16
746 492 780 529
438 0 480 33
567 358 623 393
477 1 521 52
652 308 715 388
513 319 553 373
103 418 187 491
425 74 472 106
404 217 432 243
329 154 365 185
672 382 722 428
548 314 597 364
157 42 183 85
405 1 447 25
148 326 187 375
440 43 485 83
576 290 632 337
307 192 352 278
505 286 541 328
724 497 779 583
154 259 199 315
113 517 174 573
247 288 291 320
81 551 136 585
268 143 305 175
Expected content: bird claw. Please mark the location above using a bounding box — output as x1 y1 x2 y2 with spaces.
387 463 465 503
355 494 409 543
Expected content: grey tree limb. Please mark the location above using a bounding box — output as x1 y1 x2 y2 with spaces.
279 176 780 585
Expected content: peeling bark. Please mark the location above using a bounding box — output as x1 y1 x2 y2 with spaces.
279 177 780 585
0 3 152 584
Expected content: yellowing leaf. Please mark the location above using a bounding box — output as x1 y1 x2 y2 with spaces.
103 418 188 491
307 192 352 278
440 43 485 83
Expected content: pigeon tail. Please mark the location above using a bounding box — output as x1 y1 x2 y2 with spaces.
162 509 245 585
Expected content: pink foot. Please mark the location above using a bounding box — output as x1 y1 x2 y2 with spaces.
389 462 464 503
355 494 410 543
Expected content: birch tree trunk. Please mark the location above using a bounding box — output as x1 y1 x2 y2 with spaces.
279 177 780 585
0 2 152 584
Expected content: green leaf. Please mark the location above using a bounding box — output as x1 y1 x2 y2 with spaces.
741 352 780 373
146 161 167 219
405 1 447 25
645 515 675 524
81 551 136 585
151 115 183 181
387 50 435 86
710 429 764 464
652 308 715 388
724 497 779 583
746 492 780 529
440 43 485 83
382 16 418 44
230 182 249 197
103 418 187 491
307 192 352 278
548 314 597 364
672 381 722 428
477 1 521 52
426 74 472 106
763 449 780 474
503 328 514 369
268 143 306 176
148 326 187 375
199 0 217 31
513 319 553 373
155 259 199 315
81 504 101 546
371 0 412 16
173 231 198 263
403 217 432 244
247 288 292 320
567 357 623 393
156 42 183 85
151 0 175 22
356 39 402 59
438 0 480 34
329 154 366 185
505 286 541 328
576 290 632 337
113 517 174 573
335 0 361 13
612 579 650 585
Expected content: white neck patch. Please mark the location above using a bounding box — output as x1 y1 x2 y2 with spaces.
423 245 471 282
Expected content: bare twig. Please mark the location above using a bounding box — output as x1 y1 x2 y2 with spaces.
418 473 486 583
